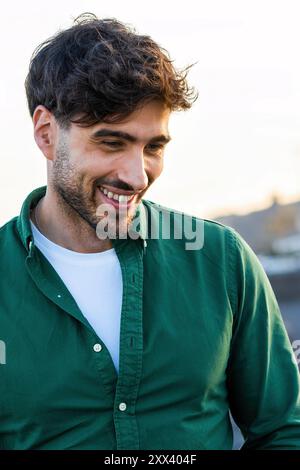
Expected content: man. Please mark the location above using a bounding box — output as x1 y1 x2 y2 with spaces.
0 13 299 450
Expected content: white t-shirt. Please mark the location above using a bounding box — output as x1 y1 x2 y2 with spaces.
30 221 123 373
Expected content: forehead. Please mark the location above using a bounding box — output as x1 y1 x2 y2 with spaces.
74 100 171 141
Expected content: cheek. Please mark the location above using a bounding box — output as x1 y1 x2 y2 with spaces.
146 158 164 182
78 155 114 178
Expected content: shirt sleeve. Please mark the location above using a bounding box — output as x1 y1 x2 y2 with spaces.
226 228 300 449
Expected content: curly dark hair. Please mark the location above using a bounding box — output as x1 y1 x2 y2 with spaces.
25 12 197 128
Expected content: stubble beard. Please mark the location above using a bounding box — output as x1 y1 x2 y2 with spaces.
51 136 137 237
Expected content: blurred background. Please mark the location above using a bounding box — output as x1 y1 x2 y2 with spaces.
0 0 299 449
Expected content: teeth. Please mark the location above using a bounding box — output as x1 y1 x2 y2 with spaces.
99 186 132 203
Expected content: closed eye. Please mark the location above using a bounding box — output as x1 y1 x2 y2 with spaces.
147 143 163 150
102 140 123 148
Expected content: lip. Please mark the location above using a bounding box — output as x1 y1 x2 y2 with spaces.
97 187 136 209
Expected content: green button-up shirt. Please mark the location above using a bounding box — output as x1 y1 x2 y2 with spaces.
0 186 299 450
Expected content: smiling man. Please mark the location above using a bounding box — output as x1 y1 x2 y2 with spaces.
0 13 299 451
32 99 171 250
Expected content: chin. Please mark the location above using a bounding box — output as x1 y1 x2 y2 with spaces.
95 214 131 240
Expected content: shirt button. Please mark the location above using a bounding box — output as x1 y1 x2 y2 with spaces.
119 402 127 412
93 343 102 352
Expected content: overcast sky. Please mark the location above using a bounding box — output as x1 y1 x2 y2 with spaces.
1 0 300 225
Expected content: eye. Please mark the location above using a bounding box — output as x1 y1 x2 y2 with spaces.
146 143 164 154
102 140 123 148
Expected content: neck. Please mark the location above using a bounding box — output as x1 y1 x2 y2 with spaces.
32 186 113 253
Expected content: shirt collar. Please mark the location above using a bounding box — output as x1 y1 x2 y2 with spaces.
17 186 47 252
16 185 148 253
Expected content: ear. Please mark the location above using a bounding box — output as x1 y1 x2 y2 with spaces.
33 105 58 161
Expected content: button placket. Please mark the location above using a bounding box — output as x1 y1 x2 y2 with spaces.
113 240 144 450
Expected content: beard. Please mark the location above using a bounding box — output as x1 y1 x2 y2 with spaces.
51 133 139 238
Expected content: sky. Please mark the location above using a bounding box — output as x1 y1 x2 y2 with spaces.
1 0 300 226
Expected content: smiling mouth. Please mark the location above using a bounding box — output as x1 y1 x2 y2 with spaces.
97 186 137 207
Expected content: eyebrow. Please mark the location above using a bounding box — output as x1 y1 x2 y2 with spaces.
90 128 172 144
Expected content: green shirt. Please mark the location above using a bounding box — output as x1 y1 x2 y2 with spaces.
0 186 299 450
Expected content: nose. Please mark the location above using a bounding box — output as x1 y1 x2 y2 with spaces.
118 148 149 192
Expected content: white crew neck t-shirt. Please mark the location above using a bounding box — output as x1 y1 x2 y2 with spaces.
30 221 123 373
